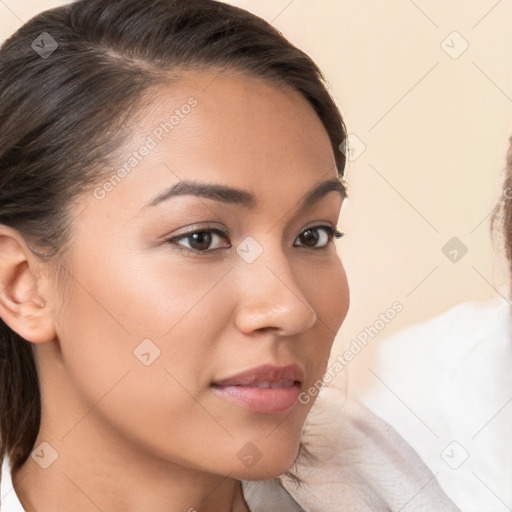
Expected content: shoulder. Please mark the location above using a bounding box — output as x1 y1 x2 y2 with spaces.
373 297 510 362
358 296 512 415
360 297 511 403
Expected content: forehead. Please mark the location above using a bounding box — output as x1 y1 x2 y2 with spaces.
86 69 339 219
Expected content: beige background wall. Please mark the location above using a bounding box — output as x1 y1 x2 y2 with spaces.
2 1 512 393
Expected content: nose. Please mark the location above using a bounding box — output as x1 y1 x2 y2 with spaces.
233 246 318 337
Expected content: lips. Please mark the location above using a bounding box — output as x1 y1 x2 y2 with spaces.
213 364 304 387
250 380 295 389
210 364 304 414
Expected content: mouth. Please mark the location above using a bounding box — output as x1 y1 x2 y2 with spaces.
210 364 304 414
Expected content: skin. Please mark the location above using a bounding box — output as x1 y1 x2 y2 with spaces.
0 69 349 511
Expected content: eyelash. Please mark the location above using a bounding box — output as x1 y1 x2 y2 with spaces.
165 225 345 257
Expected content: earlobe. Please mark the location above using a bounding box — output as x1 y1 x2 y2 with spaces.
0 226 56 344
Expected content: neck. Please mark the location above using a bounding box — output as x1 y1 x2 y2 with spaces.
13 430 250 512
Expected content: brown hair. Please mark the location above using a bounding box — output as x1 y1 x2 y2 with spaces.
0 0 346 480
491 136 512 290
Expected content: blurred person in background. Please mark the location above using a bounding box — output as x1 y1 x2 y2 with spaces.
357 136 512 512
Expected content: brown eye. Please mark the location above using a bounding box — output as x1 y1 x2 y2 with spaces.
187 231 213 251
294 225 341 249
166 228 231 255
300 228 320 247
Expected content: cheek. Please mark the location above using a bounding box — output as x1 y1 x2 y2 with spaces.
321 256 350 328
52 275 220 465
113 254 235 339
305 254 348 315
55 254 225 378
52 253 232 438
294 254 350 376
296 251 349 320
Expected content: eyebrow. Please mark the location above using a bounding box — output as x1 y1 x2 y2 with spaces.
144 177 346 209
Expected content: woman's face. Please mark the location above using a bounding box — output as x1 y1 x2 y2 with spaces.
44 69 349 480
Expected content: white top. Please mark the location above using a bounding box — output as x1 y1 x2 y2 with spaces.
357 297 512 512
1 387 461 511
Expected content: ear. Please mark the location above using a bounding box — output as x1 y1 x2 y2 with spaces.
0 225 56 344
